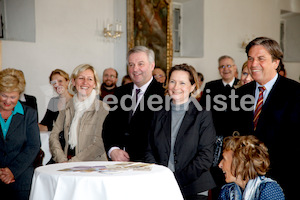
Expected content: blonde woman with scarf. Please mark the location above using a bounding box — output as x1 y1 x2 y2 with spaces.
50 64 109 162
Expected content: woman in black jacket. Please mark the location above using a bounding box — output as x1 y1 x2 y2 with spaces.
145 64 216 200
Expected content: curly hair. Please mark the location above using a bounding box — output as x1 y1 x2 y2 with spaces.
223 135 270 180
0 68 26 94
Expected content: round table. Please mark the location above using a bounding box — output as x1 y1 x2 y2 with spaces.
29 161 183 200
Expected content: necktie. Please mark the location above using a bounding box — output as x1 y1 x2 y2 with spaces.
135 89 141 104
253 86 266 131
224 84 231 95
128 89 141 123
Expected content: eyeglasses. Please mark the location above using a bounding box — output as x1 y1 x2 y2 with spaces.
219 65 234 69
104 74 117 79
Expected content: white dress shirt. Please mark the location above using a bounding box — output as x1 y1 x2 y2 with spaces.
222 78 236 87
108 77 153 158
253 73 278 111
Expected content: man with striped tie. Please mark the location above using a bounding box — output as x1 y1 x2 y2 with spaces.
232 37 300 199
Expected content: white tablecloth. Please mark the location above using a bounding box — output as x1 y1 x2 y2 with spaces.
29 161 183 200
40 131 51 165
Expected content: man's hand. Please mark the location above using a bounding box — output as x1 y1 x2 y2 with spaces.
110 149 130 161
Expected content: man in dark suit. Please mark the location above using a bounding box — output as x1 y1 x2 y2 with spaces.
200 55 239 137
102 46 165 162
200 55 239 199
232 37 300 199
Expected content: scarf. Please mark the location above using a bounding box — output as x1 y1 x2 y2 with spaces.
68 89 96 149
225 176 275 200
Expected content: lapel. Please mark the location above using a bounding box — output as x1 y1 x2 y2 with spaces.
126 83 134 124
162 110 171 148
125 83 134 105
261 75 281 112
233 78 240 86
132 79 156 116
5 113 24 139
174 102 196 148
255 76 281 132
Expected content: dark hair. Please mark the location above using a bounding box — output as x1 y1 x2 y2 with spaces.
246 37 283 71
166 63 200 97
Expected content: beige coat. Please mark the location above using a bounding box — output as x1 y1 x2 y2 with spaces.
49 98 109 163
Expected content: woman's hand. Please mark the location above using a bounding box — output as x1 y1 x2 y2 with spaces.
0 168 15 184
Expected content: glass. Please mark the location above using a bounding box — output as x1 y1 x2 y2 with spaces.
104 74 116 79
219 65 234 69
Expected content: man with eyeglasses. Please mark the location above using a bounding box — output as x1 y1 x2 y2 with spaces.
200 55 239 200
201 55 239 133
100 68 118 102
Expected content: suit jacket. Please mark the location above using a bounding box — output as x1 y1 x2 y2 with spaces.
0 104 40 191
102 78 165 161
20 94 38 121
200 78 239 137
49 98 108 163
232 75 300 199
145 101 216 196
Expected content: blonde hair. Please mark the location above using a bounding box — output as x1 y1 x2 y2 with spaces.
0 68 26 94
49 69 70 82
68 64 100 95
223 135 270 180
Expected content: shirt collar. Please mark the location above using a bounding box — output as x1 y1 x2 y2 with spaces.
133 76 153 94
256 73 278 92
13 101 24 115
222 78 235 87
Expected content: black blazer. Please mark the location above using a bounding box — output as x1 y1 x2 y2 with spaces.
232 75 300 199
20 94 38 121
102 78 165 161
145 101 216 196
200 78 239 137
0 104 40 192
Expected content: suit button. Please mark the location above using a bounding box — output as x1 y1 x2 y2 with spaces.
174 160 178 164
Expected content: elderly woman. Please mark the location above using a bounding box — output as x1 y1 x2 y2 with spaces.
145 64 216 200
49 64 108 162
218 135 284 200
0 68 40 200
39 69 72 132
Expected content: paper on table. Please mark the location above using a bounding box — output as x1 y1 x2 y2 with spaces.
58 162 153 173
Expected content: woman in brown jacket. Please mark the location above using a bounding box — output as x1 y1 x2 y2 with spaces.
49 64 109 163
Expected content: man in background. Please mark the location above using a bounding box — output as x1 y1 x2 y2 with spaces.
200 55 239 137
100 68 118 102
200 55 239 200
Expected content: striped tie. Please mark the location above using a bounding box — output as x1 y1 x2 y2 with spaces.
253 86 266 131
